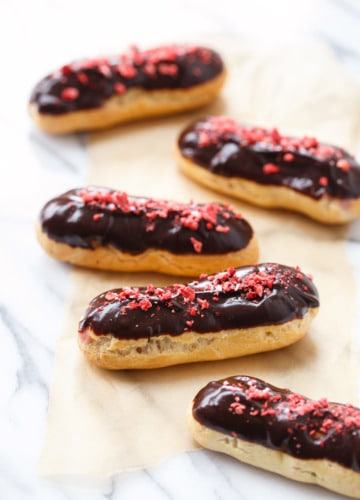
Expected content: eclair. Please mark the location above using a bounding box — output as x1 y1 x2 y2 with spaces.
176 115 360 224
189 375 360 499
36 187 258 276
29 45 225 134
78 263 319 369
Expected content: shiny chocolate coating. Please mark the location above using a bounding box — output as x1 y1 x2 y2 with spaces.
192 375 360 471
30 45 224 115
178 116 360 200
39 187 253 255
78 263 319 339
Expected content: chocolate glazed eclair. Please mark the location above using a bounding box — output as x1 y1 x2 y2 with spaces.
29 45 226 133
189 375 360 499
78 263 319 369
176 115 360 223
36 186 258 276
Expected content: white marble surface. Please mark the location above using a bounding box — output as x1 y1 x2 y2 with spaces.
1 0 360 498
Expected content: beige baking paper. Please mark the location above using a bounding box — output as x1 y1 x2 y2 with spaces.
39 40 360 476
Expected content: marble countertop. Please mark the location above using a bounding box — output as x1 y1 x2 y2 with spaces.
2 0 360 498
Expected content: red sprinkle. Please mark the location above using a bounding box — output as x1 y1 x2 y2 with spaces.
302 136 318 149
105 291 118 301
61 87 79 101
190 237 203 253
139 299 152 311
188 306 197 316
117 65 137 79
229 401 246 415
176 285 196 302
98 64 112 78
146 284 155 295
77 72 89 85
60 64 72 75
215 225 230 233
158 63 179 76
336 159 350 171
144 62 156 77
197 298 210 310
283 153 295 162
114 82 126 95
262 163 280 175
319 176 328 187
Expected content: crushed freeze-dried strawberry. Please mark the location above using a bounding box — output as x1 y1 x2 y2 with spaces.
114 82 126 94
192 116 348 163
319 176 328 187
283 152 295 162
336 159 350 171
77 72 89 85
262 163 280 175
190 237 203 253
77 188 236 242
61 87 79 100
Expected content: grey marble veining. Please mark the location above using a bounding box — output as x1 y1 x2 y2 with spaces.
1 0 360 498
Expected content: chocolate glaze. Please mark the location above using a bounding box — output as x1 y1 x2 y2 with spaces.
192 375 360 471
78 263 319 339
39 187 253 255
30 45 223 115
178 116 360 200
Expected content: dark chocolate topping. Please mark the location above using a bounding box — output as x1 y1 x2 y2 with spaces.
192 375 360 471
30 45 223 115
78 263 319 339
40 187 253 255
178 116 360 200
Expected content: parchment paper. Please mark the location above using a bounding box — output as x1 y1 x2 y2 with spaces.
39 40 360 476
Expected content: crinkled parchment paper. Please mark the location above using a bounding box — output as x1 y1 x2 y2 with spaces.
39 39 360 475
